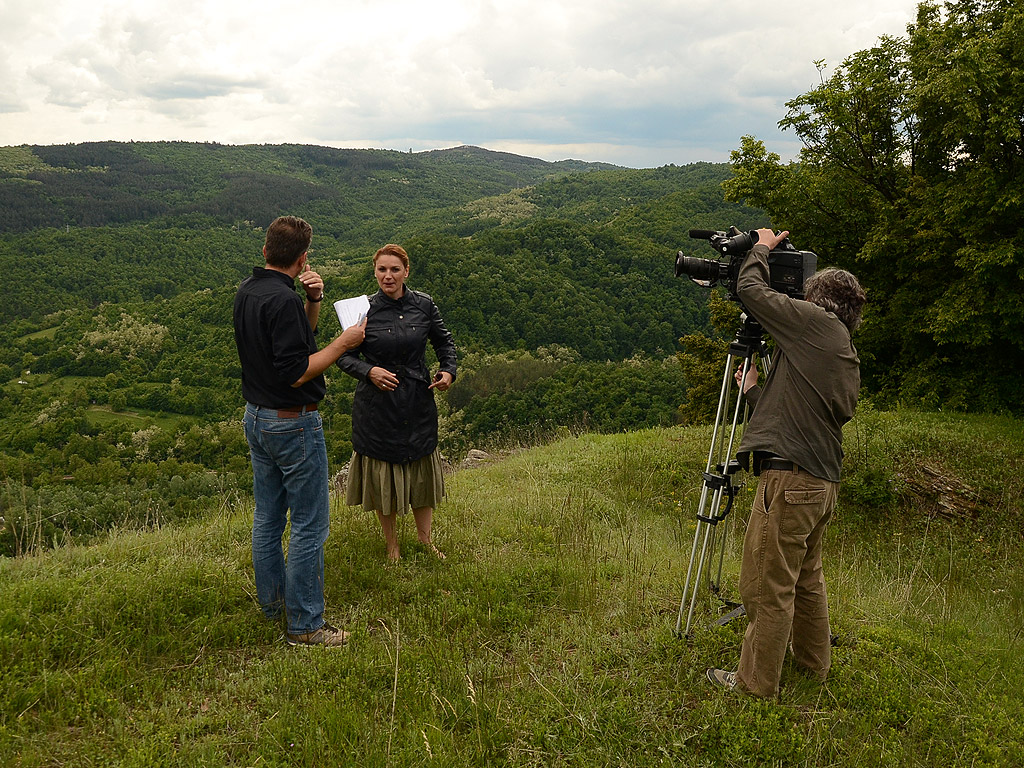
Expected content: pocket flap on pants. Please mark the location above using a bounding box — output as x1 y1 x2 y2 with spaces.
784 488 826 505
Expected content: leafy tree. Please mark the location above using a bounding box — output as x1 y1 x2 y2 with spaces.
724 0 1024 413
448 353 688 450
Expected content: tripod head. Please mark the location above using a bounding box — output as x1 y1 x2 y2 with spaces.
729 313 769 361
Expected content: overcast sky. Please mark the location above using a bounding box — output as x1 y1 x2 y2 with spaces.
0 0 922 168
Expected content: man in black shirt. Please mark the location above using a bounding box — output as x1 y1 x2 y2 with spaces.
234 215 364 647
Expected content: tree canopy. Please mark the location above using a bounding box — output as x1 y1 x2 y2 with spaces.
724 0 1024 413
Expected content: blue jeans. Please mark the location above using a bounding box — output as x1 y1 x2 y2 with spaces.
243 403 330 635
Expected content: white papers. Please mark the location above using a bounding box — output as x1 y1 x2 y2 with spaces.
333 294 370 329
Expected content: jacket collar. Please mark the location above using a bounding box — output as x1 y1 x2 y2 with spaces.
373 287 412 306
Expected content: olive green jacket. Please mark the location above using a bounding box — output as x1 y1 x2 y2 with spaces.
736 244 859 482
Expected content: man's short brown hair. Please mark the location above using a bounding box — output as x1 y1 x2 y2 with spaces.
264 216 312 268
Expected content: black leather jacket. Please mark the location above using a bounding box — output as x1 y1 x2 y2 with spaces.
337 288 457 464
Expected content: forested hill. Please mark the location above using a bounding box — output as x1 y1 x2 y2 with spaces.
4 0 1022 557
0 142 616 236
0 141 760 345
0 141 767 555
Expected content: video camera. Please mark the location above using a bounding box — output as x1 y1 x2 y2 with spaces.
675 227 817 301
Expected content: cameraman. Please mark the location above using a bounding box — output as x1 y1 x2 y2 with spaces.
706 229 866 699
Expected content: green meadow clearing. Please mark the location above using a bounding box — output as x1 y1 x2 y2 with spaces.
2 408 1022 766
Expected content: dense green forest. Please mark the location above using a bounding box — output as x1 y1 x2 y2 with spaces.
0 143 760 555
2 0 1020 556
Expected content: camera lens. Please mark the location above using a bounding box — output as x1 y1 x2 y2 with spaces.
675 253 725 282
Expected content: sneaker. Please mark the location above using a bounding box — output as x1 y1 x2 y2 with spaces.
706 668 737 691
286 622 350 647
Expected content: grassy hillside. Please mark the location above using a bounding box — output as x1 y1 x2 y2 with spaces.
2 408 1021 766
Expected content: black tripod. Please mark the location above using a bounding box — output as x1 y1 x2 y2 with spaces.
675 314 771 637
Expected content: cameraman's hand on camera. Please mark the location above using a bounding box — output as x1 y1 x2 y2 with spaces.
754 228 789 250
735 363 758 394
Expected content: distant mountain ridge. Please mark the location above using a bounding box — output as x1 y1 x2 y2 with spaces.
0 141 619 233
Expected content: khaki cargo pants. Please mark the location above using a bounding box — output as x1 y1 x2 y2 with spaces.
736 465 839 698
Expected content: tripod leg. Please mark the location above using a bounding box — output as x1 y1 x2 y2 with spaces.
676 318 765 637
713 513 730 593
703 484 724 593
683 522 717 635
675 517 707 635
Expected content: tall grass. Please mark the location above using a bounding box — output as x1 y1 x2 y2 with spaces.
1 410 1022 766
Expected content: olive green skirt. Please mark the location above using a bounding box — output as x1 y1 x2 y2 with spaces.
345 449 445 516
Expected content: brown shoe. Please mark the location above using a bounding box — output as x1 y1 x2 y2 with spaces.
286 622 350 647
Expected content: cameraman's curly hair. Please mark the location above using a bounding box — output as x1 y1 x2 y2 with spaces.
803 268 867 332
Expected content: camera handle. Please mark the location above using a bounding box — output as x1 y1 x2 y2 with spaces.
675 314 771 638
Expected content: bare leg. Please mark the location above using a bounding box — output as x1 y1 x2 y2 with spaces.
377 510 400 561
412 506 445 559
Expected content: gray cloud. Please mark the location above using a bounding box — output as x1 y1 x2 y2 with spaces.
138 75 264 102
0 0 919 167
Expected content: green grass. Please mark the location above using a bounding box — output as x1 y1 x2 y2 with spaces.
18 327 57 341
1 412 1022 766
83 405 187 431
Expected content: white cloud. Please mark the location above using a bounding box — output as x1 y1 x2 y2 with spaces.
0 0 919 166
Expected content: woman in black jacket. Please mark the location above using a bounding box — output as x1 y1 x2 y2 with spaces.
337 244 457 560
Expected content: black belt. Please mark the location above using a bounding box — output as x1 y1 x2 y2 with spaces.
759 458 800 474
